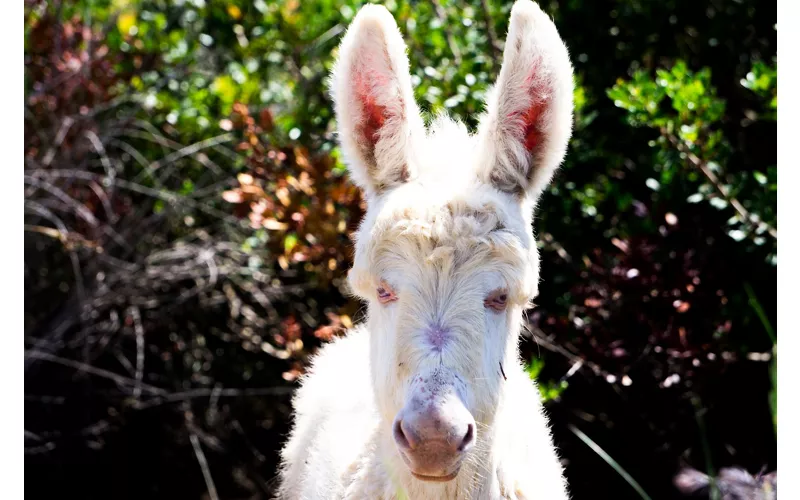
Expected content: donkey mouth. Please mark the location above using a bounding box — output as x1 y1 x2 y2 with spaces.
411 469 460 483
398 446 463 483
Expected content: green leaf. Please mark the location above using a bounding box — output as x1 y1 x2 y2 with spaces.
180 179 195 195
211 75 237 107
769 351 777 435
284 233 299 254
524 358 544 379
117 10 137 36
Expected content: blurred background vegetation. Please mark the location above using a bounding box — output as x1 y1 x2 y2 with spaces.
24 0 776 498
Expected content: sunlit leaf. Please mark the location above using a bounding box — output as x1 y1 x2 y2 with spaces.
117 10 137 36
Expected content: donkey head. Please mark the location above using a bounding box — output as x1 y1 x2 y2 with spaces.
331 0 573 482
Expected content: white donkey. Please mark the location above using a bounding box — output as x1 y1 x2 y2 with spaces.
278 0 574 498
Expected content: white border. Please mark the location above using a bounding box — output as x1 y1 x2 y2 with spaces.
777 0 797 495
13 2 792 499
11 0 25 497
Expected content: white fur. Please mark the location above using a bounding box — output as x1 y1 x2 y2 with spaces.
328 3 426 197
476 0 574 200
278 1 574 498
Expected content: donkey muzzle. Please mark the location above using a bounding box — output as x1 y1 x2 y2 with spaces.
392 369 476 481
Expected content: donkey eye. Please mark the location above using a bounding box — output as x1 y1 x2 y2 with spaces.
485 290 509 312
377 282 397 304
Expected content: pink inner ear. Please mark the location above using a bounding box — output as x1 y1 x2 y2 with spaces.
520 101 544 152
506 70 547 153
354 68 391 147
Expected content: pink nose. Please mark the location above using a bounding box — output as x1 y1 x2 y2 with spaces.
392 404 476 481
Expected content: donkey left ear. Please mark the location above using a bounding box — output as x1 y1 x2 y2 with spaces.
330 4 424 198
476 0 574 201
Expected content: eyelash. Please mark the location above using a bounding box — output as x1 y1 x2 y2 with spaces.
376 282 397 304
484 291 509 312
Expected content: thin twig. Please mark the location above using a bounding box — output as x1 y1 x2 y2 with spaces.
85 130 116 189
25 442 57 455
24 350 167 396
431 0 462 65
28 169 239 223
568 424 653 500
41 116 74 166
692 398 722 500
135 387 295 410
665 132 777 239
743 281 776 344
480 0 503 62
128 306 146 401
189 433 220 500
113 349 136 376
146 133 232 176
25 430 43 441
231 420 266 463
87 181 117 224
23 202 86 360
24 174 100 227
523 325 608 379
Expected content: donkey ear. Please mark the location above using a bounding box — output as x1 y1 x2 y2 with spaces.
476 0 574 200
330 5 423 197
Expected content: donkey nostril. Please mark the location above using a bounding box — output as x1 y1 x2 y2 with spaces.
394 419 413 450
458 423 475 452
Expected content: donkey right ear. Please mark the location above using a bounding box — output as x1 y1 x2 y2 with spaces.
475 0 574 201
330 5 424 198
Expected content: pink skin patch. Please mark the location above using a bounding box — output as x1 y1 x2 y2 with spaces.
521 102 544 151
506 65 548 153
425 324 451 352
353 65 391 146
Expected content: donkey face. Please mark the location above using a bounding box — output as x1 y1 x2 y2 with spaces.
331 0 573 482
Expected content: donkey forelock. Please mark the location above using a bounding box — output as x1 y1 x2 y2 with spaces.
348 193 540 306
